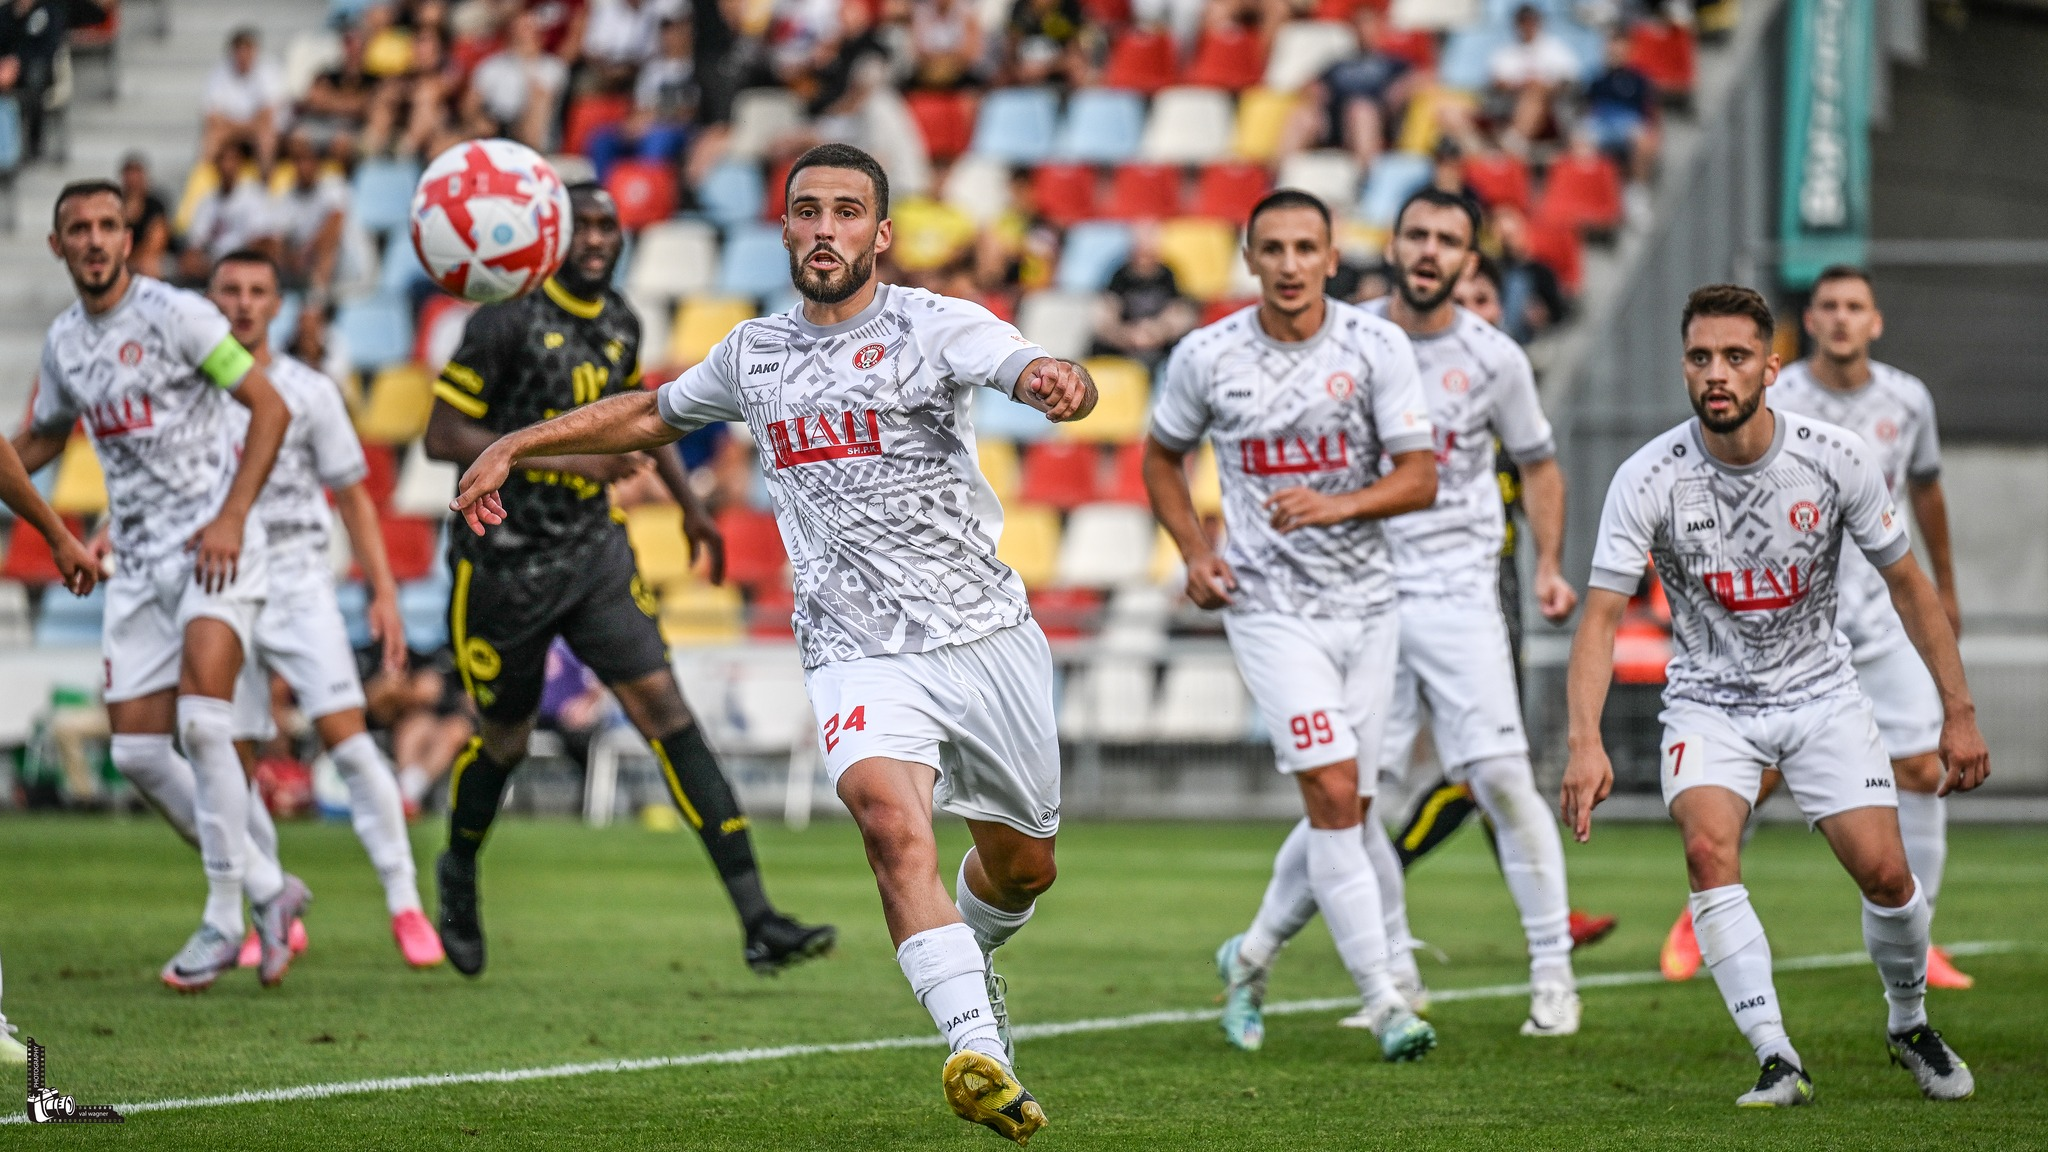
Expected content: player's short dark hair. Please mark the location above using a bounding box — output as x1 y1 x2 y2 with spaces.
564 181 617 213
52 179 123 230
1393 187 1482 249
212 248 281 285
1246 189 1331 240
1811 264 1876 295
785 143 890 220
1682 283 1774 345
1469 252 1503 293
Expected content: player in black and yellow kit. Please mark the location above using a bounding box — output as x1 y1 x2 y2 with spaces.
423 184 833 976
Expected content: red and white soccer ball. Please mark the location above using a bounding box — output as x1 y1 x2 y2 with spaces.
409 139 573 304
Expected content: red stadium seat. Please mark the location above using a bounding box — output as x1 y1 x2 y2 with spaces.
1102 29 1179 94
605 160 678 231
564 93 633 157
1104 442 1150 505
1082 0 1133 28
379 515 437 583
1523 218 1582 295
716 506 789 592
1182 26 1266 90
1628 19 1695 97
1029 587 1104 640
1101 163 1182 220
0 517 86 584
1032 163 1099 228
1019 441 1103 510
906 90 977 163
1536 152 1623 233
1462 152 1530 214
360 443 399 509
746 581 795 640
762 156 795 221
1201 297 1255 325
1189 163 1270 224
1312 0 1389 19
1373 27 1436 70
413 293 474 366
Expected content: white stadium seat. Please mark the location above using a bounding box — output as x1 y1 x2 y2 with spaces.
1060 657 1155 742
1140 87 1235 165
1151 653 1251 740
1016 291 1097 363
1264 21 1356 92
626 218 718 302
942 155 1014 226
728 89 805 158
1275 149 1363 211
392 439 459 519
1056 504 1156 588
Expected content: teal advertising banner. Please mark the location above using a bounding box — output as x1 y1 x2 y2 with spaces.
1779 0 1873 288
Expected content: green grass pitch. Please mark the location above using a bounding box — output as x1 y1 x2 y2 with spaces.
2 814 2044 1149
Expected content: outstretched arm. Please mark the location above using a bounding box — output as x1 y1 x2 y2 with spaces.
451 390 681 535
1880 552 1988 795
1014 357 1097 423
425 398 651 484
0 431 101 595
1559 587 1627 841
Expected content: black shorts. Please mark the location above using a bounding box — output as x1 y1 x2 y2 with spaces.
447 529 669 723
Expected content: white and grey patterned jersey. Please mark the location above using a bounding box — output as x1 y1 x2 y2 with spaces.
1772 359 1940 661
1590 410 1912 712
1362 300 1554 598
234 355 367 580
658 285 1048 668
30 276 256 564
1149 300 1435 617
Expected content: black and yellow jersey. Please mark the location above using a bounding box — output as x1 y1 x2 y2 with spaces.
436 277 643 567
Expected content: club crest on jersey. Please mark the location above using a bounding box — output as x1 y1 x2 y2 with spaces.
1324 372 1355 402
1440 368 1470 394
851 342 886 371
117 341 143 367
1239 433 1351 476
1703 563 1808 612
766 409 883 468
1874 418 1899 443
1788 500 1821 533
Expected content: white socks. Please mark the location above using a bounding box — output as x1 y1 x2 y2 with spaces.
1896 791 1946 905
398 764 432 807
1691 884 1799 1070
178 696 258 936
898 922 1007 1066
955 854 1032 956
1361 815 1421 989
110 733 200 846
1240 819 1317 971
243 780 285 906
332 732 422 915
1863 880 1932 1034
1465 755 1575 986
1305 825 1402 1011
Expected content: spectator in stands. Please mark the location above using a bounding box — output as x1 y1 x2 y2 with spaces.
363 22 478 157
464 9 565 150
202 27 289 168
179 137 278 282
0 0 66 162
789 2 933 197
578 0 686 93
1003 0 1088 86
590 15 698 177
288 299 355 401
1586 29 1658 184
1280 6 1414 169
299 28 379 141
1454 252 1507 331
695 0 776 126
1091 224 1196 370
1328 256 1391 305
271 130 349 298
120 152 175 281
362 646 477 817
1488 206 1567 343
1487 4 1580 154
909 0 983 89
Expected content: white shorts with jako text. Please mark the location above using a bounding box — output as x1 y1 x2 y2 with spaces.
1658 690 1896 825
1223 610 1399 791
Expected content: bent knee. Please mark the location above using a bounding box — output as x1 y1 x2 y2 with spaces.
990 851 1057 901
1861 861 1917 907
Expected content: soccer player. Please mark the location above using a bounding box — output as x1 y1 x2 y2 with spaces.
1144 189 1441 1060
205 250 443 968
423 183 832 978
0 952 23 1064
446 143 1093 1144
15 180 296 991
1659 266 1973 990
1563 284 1987 1105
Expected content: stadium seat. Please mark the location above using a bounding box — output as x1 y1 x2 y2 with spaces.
661 580 745 645
1374 26 1438 69
0 580 29 647
1264 21 1355 91
1103 440 1148 504
1462 151 1531 213
727 88 805 158
716 223 793 299
745 582 796 640
1055 221 1135 294
1156 218 1236 301
623 503 693 588
355 363 436 444
1056 503 1155 587
1189 162 1270 225
716 505 788 592
996 503 1061 589
1 517 84 584
380 515 438 583
564 93 633 157
391 440 457 519
1628 18 1695 97
941 155 1014 225
605 159 679 231
697 160 766 230
970 87 1059 163
1101 163 1182 220
1016 290 1096 362
1274 149 1361 209
1152 653 1251 740
1060 656 1154 741
1053 88 1145 163
889 196 978 271
1357 151 1433 226
1097 582 1168 655
349 157 421 235
905 89 976 163
412 294 474 371
1019 441 1102 510
377 228 430 297
626 218 718 301
668 297 755 366
397 576 450 650
975 387 1058 444
1200 297 1253 326
1437 24 1507 92
1189 440 1222 515
335 294 415 370
1231 87 1297 162
1029 585 1103 640
360 443 399 508
1101 28 1178 94
283 31 343 101
1536 151 1624 233
1061 356 1150 443
1140 87 1235 165
976 438 1021 503
50 437 105 516
1524 217 1583 294
760 156 794 222
33 583 104 647
1183 25 1267 90
1030 163 1098 228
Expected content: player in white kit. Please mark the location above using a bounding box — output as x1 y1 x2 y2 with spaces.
445 145 1093 1144
1563 285 1988 1106
13 181 297 992
206 251 444 969
1143 190 1442 1061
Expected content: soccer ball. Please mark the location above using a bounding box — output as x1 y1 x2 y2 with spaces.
409 138 573 304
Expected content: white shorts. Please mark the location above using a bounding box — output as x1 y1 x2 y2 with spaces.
1223 610 1399 791
1854 642 1942 761
103 545 267 704
805 622 1062 837
1659 691 1896 825
231 565 368 741
1375 591 1529 780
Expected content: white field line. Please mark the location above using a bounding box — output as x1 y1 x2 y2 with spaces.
4 939 2024 1123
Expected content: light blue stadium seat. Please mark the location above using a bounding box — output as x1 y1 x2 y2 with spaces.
698 160 765 230
969 88 1059 164
1357 152 1433 227
34 585 104 647
1054 221 1134 294
335 581 372 649
398 577 450 652
329 0 377 27
269 293 304 355
335 293 415 370
378 228 430 296
974 388 1057 444
1438 26 1508 92
1053 89 1145 163
351 158 422 235
717 222 793 299
0 96 21 172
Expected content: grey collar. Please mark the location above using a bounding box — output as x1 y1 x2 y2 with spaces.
793 283 890 340
1690 407 1787 475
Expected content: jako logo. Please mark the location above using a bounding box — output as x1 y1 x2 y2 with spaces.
851 342 885 370
942 1009 982 1030
766 410 883 468
1685 517 1716 532
747 361 780 375
1733 996 1767 1013
1240 433 1350 476
1866 778 1893 789
1703 564 1808 612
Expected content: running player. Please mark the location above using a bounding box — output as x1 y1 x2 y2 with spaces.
205 250 443 968
447 144 1093 1144
1145 189 1441 1060
14 180 299 991
1659 266 1972 989
1563 284 1986 1105
423 183 832 978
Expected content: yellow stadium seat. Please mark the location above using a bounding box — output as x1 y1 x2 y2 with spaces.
889 196 979 272
1150 525 1182 585
669 297 756 368
1060 356 1150 444
173 164 219 236
996 502 1061 589
1157 218 1237 303
1232 87 1298 163
354 363 436 445
623 503 694 588
1190 441 1222 516
659 581 744 645
50 437 106 516
1335 219 1389 262
1397 85 1474 157
976 438 1020 502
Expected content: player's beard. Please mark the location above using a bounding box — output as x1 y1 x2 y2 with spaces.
791 243 874 305
1691 385 1765 434
72 247 124 298
1395 258 1460 313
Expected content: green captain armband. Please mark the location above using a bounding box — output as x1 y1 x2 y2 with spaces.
200 336 256 389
